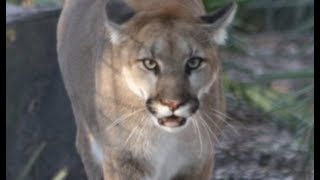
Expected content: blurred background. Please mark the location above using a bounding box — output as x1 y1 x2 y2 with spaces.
6 0 314 179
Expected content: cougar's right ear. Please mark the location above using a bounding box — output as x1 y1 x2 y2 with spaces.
105 0 136 44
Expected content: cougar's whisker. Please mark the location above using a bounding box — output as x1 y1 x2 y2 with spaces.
207 109 240 136
197 115 214 155
106 108 145 131
124 124 140 147
194 117 203 158
137 116 149 143
124 114 148 146
209 108 236 121
199 114 221 146
203 112 227 140
190 118 197 137
211 108 248 130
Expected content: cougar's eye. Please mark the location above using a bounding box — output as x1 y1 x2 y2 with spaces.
142 58 158 71
186 57 203 70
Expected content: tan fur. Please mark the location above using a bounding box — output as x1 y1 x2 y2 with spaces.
57 0 236 179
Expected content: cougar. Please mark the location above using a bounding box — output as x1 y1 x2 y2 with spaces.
57 0 237 179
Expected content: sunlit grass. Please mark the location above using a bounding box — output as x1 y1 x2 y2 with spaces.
16 142 46 180
52 167 69 180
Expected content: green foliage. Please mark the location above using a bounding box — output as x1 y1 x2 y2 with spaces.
256 69 314 80
203 0 314 33
34 0 59 6
203 0 250 12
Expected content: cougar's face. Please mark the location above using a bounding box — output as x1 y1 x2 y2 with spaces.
118 22 219 132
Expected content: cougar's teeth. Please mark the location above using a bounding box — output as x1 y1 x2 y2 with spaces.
158 116 186 127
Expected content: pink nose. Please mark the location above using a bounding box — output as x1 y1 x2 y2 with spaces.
160 99 183 111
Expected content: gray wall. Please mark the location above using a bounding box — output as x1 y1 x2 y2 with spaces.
6 4 86 180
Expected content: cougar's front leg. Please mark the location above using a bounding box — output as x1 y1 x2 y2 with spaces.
196 157 214 180
76 128 103 180
172 157 214 180
102 151 153 180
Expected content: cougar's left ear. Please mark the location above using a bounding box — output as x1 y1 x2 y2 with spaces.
200 2 237 45
105 0 136 44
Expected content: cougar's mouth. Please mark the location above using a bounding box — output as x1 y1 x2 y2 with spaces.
158 116 186 128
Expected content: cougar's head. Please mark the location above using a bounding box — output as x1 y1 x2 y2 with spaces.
104 2 236 132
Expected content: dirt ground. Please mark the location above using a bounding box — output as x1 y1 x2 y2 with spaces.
214 97 313 180
7 32 314 180
213 32 314 180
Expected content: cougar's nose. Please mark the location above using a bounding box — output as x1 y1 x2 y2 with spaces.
160 99 184 111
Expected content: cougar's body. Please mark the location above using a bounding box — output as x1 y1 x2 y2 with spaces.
57 0 236 179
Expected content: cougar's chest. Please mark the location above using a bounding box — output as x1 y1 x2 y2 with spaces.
145 129 197 180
